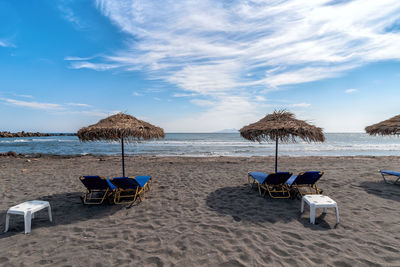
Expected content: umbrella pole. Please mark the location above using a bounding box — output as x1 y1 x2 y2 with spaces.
121 136 125 177
275 136 278 173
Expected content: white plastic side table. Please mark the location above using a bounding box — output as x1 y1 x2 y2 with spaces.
4 200 53 234
301 195 339 224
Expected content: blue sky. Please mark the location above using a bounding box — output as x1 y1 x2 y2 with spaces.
1 0 400 133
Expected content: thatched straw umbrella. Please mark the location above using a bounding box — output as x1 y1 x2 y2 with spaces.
77 113 165 177
240 110 325 172
365 115 400 136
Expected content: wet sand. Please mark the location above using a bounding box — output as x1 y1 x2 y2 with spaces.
0 155 399 266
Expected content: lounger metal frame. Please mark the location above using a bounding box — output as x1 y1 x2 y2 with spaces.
112 177 152 205
289 171 323 197
379 170 400 185
248 173 263 196
262 183 291 199
248 172 292 198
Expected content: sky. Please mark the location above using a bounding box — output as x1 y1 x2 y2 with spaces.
1 0 400 133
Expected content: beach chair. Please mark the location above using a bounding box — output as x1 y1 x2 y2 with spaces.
248 172 293 198
248 171 269 195
79 176 116 205
286 171 324 198
110 176 152 205
379 170 400 185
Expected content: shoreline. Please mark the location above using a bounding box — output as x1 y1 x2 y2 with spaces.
1 151 400 159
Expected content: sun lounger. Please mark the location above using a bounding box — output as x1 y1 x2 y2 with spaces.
286 171 323 197
248 171 269 195
248 172 293 198
110 176 152 205
79 176 116 204
379 170 400 185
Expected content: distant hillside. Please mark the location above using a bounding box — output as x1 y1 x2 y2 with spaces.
214 128 239 133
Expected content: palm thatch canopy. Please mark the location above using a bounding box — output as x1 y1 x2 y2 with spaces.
365 114 400 136
240 110 325 143
77 113 165 142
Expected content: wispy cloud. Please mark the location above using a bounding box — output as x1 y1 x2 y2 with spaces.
67 0 400 130
13 94 34 99
255 96 267 102
1 98 114 118
172 93 198 97
68 61 120 71
345 88 359 93
190 99 215 107
145 87 164 93
3 98 63 110
0 39 15 48
66 102 92 107
64 56 95 61
58 4 86 29
289 102 311 108
72 0 400 91
163 95 271 132
132 92 143 96
57 109 120 117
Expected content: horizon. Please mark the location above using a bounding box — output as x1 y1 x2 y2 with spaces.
0 130 379 134
1 1 400 133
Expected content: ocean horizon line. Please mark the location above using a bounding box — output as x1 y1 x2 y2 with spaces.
1 133 400 157
1 131 368 135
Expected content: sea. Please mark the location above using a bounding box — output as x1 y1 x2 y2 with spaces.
1 133 400 157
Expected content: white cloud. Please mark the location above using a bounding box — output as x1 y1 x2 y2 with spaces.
67 0 400 131
3 98 63 110
58 5 86 29
345 88 359 93
14 94 34 99
289 102 311 108
132 92 143 96
255 96 267 102
64 56 95 61
0 39 15 48
163 95 271 132
190 99 215 107
69 61 120 71
1 98 117 118
145 87 164 93
66 102 92 107
57 109 119 117
165 62 242 93
73 0 400 91
172 93 198 97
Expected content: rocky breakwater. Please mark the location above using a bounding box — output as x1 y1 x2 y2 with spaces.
0 131 76 138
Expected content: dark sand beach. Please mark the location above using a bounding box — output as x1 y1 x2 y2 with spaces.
0 155 399 266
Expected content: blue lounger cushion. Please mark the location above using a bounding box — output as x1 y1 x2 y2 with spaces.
249 172 292 185
249 172 269 184
286 171 323 186
380 170 400 176
285 174 298 186
112 176 151 189
134 175 152 188
80 176 116 190
79 175 116 205
264 172 292 185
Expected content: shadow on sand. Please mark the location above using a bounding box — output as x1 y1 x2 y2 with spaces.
0 192 125 238
359 181 400 202
206 184 338 229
